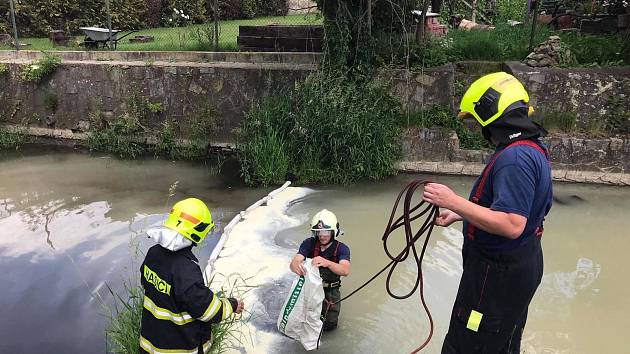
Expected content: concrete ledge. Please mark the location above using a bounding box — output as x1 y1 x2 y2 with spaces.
2 125 236 152
0 58 318 71
398 160 630 186
0 50 322 65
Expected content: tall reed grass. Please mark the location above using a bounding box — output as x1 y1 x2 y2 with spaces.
238 71 403 186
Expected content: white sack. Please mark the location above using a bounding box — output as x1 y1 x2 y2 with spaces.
277 258 325 350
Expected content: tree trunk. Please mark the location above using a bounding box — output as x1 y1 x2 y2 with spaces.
415 0 431 44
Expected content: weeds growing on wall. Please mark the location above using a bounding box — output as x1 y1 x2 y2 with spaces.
534 108 578 133
0 126 29 150
86 113 147 159
604 80 630 135
20 53 62 83
404 105 490 150
239 72 403 186
87 92 219 160
86 92 149 158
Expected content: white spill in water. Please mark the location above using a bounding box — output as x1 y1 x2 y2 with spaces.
210 186 314 353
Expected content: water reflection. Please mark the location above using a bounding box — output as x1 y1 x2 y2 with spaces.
0 149 269 353
1 149 629 353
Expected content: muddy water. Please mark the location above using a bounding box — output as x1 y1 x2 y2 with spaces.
0 148 271 353
260 177 630 354
1 149 628 353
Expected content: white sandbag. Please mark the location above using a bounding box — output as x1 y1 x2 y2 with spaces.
277 258 324 350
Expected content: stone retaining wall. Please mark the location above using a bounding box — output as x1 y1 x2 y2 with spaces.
0 60 315 141
1 51 629 185
507 62 630 129
401 127 630 185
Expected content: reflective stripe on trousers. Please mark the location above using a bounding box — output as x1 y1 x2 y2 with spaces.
140 335 212 354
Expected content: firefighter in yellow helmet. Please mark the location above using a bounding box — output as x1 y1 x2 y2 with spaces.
290 209 351 331
139 198 244 354
422 72 553 353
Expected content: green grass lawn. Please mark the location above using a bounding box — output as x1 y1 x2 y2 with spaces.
0 14 321 52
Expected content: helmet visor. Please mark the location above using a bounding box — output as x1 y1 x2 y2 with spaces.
312 230 333 238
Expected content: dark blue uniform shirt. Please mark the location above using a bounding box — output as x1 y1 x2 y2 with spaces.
298 237 351 262
463 139 553 253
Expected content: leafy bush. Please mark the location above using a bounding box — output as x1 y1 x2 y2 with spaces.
495 0 527 24
0 63 8 75
172 0 206 23
239 71 402 186
207 0 288 20
20 53 61 83
11 0 145 37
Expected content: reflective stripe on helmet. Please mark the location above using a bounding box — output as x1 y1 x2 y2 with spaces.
179 211 200 225
164 198 214 244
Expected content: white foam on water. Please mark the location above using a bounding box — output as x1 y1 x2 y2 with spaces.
210 186 314 353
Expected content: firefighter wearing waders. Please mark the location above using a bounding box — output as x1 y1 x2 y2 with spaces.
139 198 245 354
290 209 351 331
422 72 553 354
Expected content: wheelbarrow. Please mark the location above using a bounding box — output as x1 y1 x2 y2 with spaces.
79 27 138 50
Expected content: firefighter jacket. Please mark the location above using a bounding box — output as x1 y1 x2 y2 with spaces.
140 244 237 354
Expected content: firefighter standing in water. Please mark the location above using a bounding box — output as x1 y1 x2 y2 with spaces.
423 72 553 353
290 209 351 331
139 198 245 354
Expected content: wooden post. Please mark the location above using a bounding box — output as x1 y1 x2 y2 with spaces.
105 0 113 49
214 0 219 51
528 0 539 51
367 0 372 34
471 0 478 23
459 0 492 23
415 0 431 44
8 0 19 50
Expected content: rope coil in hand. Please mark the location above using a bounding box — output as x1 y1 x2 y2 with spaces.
318 179 439 353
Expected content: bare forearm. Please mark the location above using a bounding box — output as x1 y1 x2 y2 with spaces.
448 196 525 239
327 262 350 276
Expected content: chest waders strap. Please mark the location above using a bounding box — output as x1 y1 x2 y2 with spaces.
312 239 340 263
467 140 550 241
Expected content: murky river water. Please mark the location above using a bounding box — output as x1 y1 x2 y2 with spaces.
1 149 628 353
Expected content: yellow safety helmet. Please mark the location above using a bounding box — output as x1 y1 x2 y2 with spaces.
458 72 534 127
164 198 214 244
311 209 340 237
